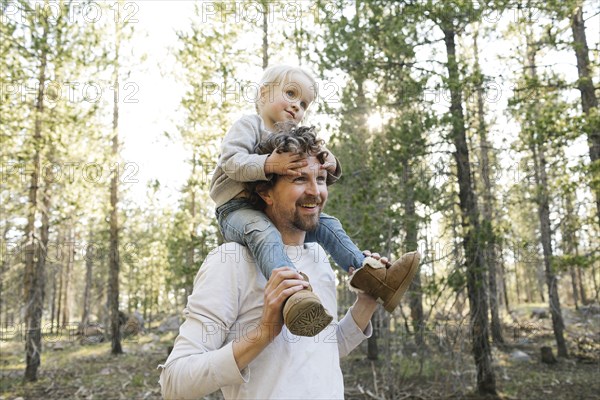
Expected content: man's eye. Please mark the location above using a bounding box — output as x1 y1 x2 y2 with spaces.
300 101 307 109
286 90 296 99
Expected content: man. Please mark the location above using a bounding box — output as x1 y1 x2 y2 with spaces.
159 127 418 399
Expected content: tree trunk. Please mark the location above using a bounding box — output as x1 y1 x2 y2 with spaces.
513 246 522 304
186 151 197 298
50 264 57 334
531 143 568 357
261 0 268 69
571 5 600 227
577 260 588 304
498 241 510 311
473 31 504 345
569 267 579 309
61 228 73 328
367 311 379 360
526 38 568 358
109 14 123 355
23 20 49 380
81 230 94 330
403 160 424 344
563 190 579 309
0 226 9 333
56 260 63 334
443 26 496 395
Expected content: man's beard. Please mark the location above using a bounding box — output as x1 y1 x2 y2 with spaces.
291 209 321 232
290 195 323 231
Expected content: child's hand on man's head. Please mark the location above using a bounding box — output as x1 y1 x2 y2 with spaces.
264 151 308 176
320 151 337 175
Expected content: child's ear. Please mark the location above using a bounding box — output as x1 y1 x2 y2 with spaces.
258 86 268 107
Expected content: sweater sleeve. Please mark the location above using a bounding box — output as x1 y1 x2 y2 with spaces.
322 146 342 185
220 116 270 182
335 306 373 358
159 252 248 399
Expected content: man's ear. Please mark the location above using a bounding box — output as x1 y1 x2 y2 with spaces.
257 188 274 206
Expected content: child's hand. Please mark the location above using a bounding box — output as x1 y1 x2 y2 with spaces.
265 151 308 176
320 151 337 174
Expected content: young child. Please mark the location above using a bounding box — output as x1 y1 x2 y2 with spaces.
210 65 420 337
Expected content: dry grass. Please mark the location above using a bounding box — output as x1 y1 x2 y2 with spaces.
1 304 598 400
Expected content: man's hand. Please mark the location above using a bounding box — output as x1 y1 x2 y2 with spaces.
260 267 308 341
232 267 307 371
265 151 308 176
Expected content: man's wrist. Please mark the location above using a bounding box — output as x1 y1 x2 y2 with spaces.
350 294 377 331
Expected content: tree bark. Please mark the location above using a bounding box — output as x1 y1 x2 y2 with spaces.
367 311 379 360
61 228 73 327
571 5 600 227
50 264 57 334
498 241 510 311
109 13 123 354
563 190 580 309
443 26 496 395
403 160 424 344
56 259 63 334
473 31 504 345
0 225 9 333
526 37 568 358
81 230 94 330
23 18 49 380
577 260 588 304
261 0 268 69
531 143 568 357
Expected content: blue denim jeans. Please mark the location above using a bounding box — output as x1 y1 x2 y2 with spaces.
216 198 365 278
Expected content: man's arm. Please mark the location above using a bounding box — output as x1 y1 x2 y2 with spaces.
349 293 378 331
159 259 307 399
231 268 308 370
334 251 385 357
159 252 245 399
335 294 377 358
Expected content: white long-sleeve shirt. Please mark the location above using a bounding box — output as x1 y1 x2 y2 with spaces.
159 242 372 400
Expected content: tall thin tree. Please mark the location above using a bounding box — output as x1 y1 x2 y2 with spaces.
108 3 123 354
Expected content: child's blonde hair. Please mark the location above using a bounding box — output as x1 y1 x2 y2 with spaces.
255 65 318 112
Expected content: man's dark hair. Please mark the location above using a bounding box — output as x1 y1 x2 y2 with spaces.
244 124 328 210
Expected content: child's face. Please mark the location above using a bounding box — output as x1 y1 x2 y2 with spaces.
259 72 316 131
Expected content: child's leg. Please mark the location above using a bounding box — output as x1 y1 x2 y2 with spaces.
305 213 365 272
217 199 295 278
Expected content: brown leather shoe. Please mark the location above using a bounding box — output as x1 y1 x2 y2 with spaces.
349 252 421 312
283 273 333 337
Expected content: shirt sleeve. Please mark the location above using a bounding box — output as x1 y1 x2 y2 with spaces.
335 306 373 358
159 253 248 399
322 146 342 185
220 116 270 182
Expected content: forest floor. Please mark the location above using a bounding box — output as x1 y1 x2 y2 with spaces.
0 303 598 400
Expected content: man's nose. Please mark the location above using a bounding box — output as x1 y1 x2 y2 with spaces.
290 102 299 111
305 178 319 195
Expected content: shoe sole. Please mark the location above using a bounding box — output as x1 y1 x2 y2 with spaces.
286 300 333 337
383 252 421 313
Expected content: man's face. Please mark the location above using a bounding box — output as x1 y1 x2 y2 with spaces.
264 155 327 233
